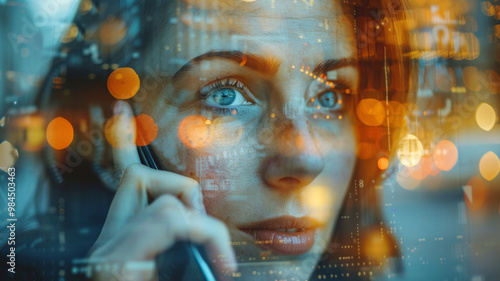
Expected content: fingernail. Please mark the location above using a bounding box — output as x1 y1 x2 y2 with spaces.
113 100 125 115
195 193 207 215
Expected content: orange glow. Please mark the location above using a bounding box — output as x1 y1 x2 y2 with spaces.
408 159 429 180
178 115 213 148
104 114 136 148
421 155 440 176
362 230 392 261
377 157 389 170
301 185 334 222
0 141 19 172
107 67 140 99
433 140 458 171
356 99 385 126
475 103 497 131
46 117 74 150
135 114 159 146
464 176 487 211
11 114 46 151
99 18 127 45
479 151 500 181
239 55 247 66
463 66 482 91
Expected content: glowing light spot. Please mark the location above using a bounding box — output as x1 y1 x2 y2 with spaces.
326 115 330 119
397 134 423 167
377 157 389 170
104 114 136 148
46 117 74 150
61 23 79 43
479 151 500 181
313 114 317 119
338 115 342 120
0 141 19 172
301 186 334 222
99 17 127 45
107 67 140 99
464 176 487 211
316 105 321 110
362 229 393 261
232 109 237 115
356 99 385 126
178 115 213 148
433 140 458 171
310 98 315 102
239 55 247 66
292 65 295 69
421 155 440 176
205 119 212 125
345 89 351 94
270 113 276 118
134 114 158 146
318 39 322 43
463 66 482 92
11 115 45 151
475 103 497 131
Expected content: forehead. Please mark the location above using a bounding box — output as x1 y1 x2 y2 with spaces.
145 0 355 72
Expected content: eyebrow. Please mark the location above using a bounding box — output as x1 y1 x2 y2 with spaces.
172 50 356 79
172 50 281 80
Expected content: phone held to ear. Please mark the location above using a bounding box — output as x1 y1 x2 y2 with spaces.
137 145 217 281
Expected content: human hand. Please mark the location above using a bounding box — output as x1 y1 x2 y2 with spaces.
88 100 236 281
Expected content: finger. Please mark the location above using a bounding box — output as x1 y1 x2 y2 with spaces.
97 164 205 241
105 100 141 179
92 195 236 272
117 164 205 213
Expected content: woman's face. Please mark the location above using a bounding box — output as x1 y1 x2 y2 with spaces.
139 0 358 278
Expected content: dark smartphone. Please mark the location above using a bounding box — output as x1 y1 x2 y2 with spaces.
137 145 217 281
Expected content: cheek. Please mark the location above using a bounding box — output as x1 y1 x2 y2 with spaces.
153 115 261 217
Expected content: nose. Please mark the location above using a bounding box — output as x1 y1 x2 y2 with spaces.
262 119 325 192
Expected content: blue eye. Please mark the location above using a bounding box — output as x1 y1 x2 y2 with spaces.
211 88 237 106
318 91 340 108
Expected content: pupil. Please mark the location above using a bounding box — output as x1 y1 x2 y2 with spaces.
213 88 236 106
319 92 336 108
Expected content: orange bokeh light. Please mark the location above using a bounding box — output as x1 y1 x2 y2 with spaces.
356 99 385 126
377 157 389 170
135 114 159 146
479 151 500 181
178 115 213 148
107 67 140 100
46 117 74 150
104 114 136 148
433 140 458 171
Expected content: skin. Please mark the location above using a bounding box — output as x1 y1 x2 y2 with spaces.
91 0 359 280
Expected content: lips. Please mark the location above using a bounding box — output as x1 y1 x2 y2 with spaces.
239 216 320 255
